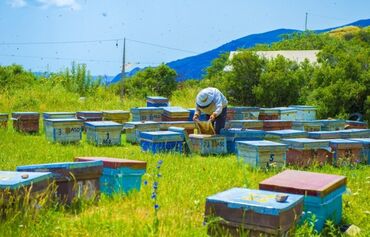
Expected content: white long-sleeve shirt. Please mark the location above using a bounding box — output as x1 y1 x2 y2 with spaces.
195 88 228 116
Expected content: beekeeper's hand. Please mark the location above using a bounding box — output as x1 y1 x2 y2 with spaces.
193 113 199 121
209 112 217 122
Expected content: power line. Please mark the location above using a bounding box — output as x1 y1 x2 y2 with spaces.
307 12 352 22
126 38 198 54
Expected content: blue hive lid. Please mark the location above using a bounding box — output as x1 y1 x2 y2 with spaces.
162 107 189 113
131 107 163 111
317 119 346 124
349 138 370 144
281 138 330 149
266 129 307 137
140 131 183 141
45 118 83 123
236 140 287 147
221 128 265 137
0 171 52 190
274 107 297 112
207 188 303 216
289 105 316 110
85 121 122 127
308 131 341 138
293 120 323 125
147 96 168 100
329 139 362 145
16 160 103 171
43 112 75 115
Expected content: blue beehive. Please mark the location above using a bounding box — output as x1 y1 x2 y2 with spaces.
275 107 298 120
340 129 370 139
226 120 263 130
308 130 342 139
236 140 287 168
44 118 83 143
265 129 307 142
139 131 184 154
130 107 163 122
0 171 52 191
349 138 370 164
227 107 260 120
289 105 317 121
188 108 207 121
205 188 304 236
75 157 146 195
292 120 322 132
146 96 169 107
189 134 227 155
329 139 363 166
123 121 160 144
318 119 346 131
85 121 123 146
16 161 103 204
260 170 346 232
220 128 265 153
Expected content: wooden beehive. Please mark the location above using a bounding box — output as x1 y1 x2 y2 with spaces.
329 139 363 166
44 118 83 143
308 131 342 139
225 120 263 130
265 129 307 142
289 105 317 121
146 96 169 107
75 157 147 195
236 140 287 168
258 108 280 120
17 161 103 205
227 107 260 121
11 112 40 133
263 120 292 131
275 107 298 120
0 113 8 128
259 170 347 232
139 131 184 154
76 111 103 122
340 129 370 139
189 134 227 155
205 188 304 237
85 121 123 146
292 120 322 132
282 138 332 167
123 121 160 144
318 119 346 131
130 107 163 122
349 138 370 164
220 128 265 154
102 110 130 124
162 107 190 121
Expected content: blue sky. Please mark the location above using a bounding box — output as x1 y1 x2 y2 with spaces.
1 0 369 76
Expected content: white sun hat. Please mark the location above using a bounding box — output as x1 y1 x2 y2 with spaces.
196 88 214 108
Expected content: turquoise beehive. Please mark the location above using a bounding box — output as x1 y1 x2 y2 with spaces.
289 105 317 121
139 131 184 154
123 121 160 144
85 121 123 146
220 128 265 153
44 118 83 143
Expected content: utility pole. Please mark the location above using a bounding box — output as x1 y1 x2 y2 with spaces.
120 37 126 99
305 12 308 31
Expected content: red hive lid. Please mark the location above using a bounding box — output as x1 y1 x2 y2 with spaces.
259 170 346 197
75 157 147 169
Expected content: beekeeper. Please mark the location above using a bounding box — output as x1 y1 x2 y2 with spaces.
193 87 228 134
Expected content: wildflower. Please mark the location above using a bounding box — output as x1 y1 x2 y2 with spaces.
158 160 163 165
144 180 148 186
151 193 157 199
157 173 162 178
154 204 159 210
153 182 158 190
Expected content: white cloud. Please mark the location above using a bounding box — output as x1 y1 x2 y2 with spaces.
7 0 27 8
37 0 81 10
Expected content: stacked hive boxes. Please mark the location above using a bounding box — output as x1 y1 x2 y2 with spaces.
161 107 190 121
0 113 8 128
205 188 303 236
139 131 184 154
131 107 163 122
12 112 40 133
102 110 130 124
259 170 346 232
220 128 265 154
236 140 287 168
146 96 169 107
75 157 146 195
123 121 160 144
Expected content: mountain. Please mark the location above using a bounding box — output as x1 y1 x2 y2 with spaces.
110 18 370 82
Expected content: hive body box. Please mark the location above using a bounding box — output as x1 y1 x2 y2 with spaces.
76 111 103 122
308 131 342 139
162 107 190 121
292 120 322 132
259 170 346 232
282 138 332 167
345 120 368 129
146 96 169 107
226 107 260 120
123 121 160 144
85 121 123 146
275 107 298 121
12 112 40 133
130 107 163 122
75 157 146 195
263 120 292 131
102 110 130 124
44 118 83 143
189 134 227 155
236 140 287 168
349 138 370 164
220 128 265 154
0 113 8 128
159 121 195 135
188 108 207 121
140 131 183 154
340 129 370 139
289 105 317 121
265 129 307 142
258 108 280 120
318 119 346 131
329 139 363 166
205 188 304 237
16 161 103 205
0 171 52 211
226 120 263 130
